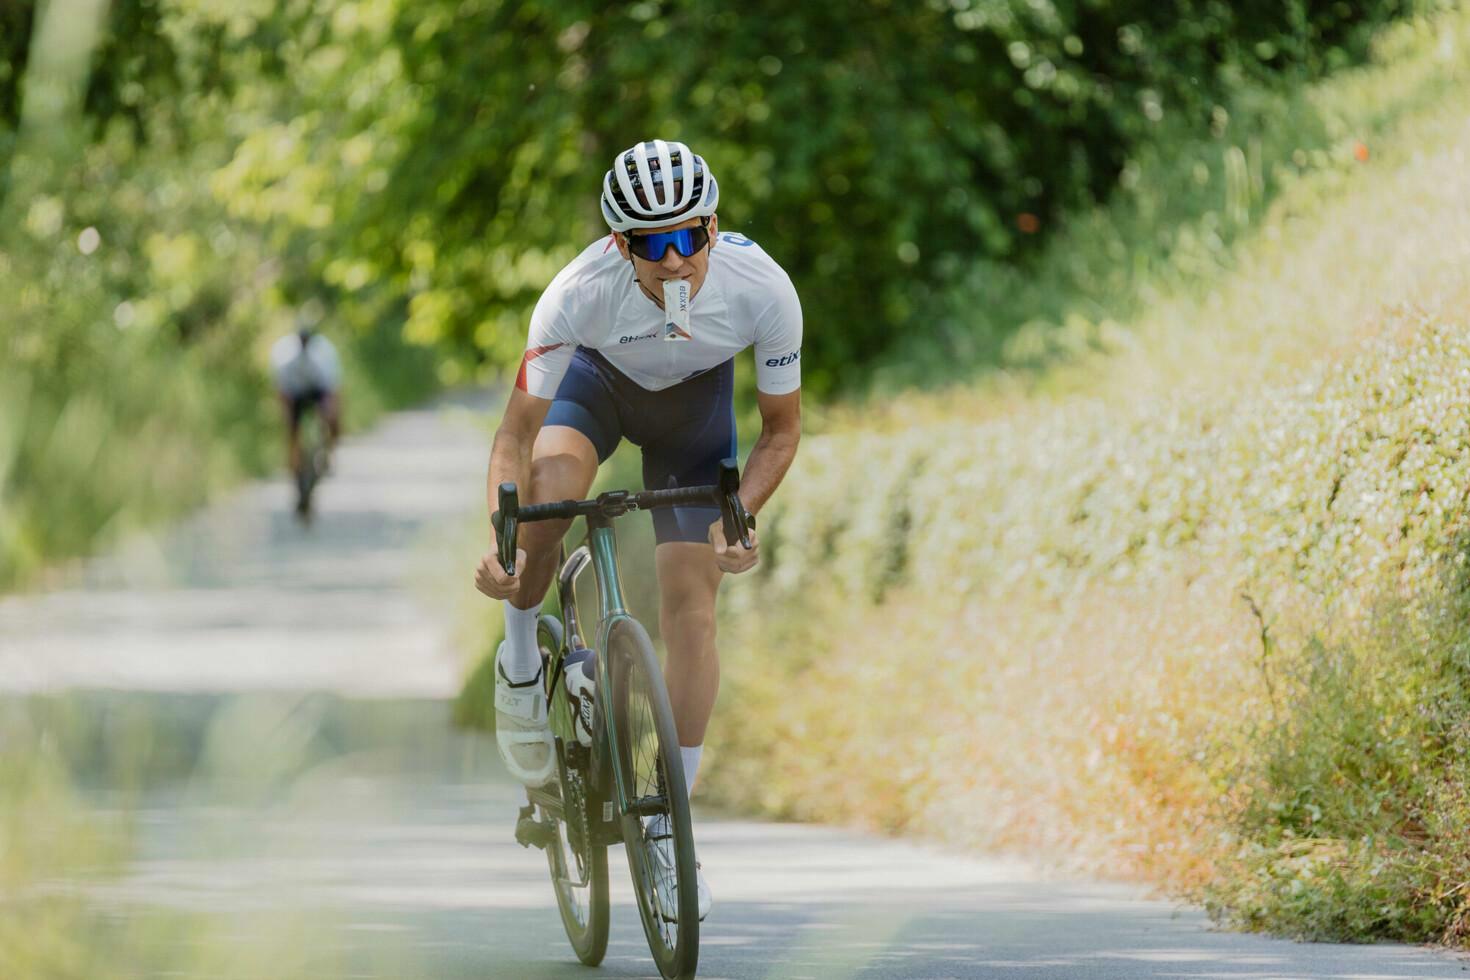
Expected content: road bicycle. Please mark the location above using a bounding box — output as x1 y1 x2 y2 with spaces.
492 459 754 980
293 407 331 522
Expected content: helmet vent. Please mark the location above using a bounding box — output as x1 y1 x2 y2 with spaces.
600 139 719 231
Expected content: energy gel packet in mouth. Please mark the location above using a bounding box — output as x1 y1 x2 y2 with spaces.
662 279 692 341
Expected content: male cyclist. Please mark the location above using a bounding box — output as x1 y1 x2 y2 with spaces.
474 139 802 923
269 319 343 487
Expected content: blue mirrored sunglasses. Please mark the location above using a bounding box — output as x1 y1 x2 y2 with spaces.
626 222 711 261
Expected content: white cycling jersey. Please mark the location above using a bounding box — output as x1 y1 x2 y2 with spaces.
270 333 342 399
517 231 803 398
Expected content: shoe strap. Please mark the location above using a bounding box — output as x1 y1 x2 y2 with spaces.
496 660 543 689
497 728 553 747
496 685 545 721
495 657 548 721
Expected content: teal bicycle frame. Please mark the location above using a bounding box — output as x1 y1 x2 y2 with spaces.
506 469 754 845
560 517 641 823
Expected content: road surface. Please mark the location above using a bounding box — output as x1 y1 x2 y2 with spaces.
2 394 1466 979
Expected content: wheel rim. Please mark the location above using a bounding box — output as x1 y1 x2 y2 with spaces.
617 644 685 963
541 628 592 939
545 803 593 929
545 759 595 931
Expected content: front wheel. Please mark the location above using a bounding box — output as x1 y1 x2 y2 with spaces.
608 617 699 979
538 615 609 965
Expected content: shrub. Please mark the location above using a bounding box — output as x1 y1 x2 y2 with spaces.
700 8 1470 941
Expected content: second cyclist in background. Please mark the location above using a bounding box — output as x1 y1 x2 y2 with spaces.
270 314 343 512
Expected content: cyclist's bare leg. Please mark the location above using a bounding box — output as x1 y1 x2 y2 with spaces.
655 542 723 748
280 393 302 474
321 391 342 449
490 425 597 783
514 425 599 608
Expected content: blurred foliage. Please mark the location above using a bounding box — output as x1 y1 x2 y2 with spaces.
0 0 436 585
209 0 1428 393
83 0 182 143
0 3 33 127
0 0 1434 580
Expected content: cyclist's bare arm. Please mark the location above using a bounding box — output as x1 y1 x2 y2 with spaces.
476 387 552 597
737 388 800 515
706 387 799 572
488 387 553 512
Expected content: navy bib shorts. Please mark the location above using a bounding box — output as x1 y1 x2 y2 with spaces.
544 347 736 545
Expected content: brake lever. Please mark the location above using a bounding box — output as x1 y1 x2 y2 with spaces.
718 459 755 550
494 482 519 576
724 493 755 550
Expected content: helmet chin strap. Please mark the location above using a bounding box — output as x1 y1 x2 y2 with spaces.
618 220 714 310
616 235 650 302
633 270 665 310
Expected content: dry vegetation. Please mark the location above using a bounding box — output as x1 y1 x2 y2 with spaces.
704 10 1470 941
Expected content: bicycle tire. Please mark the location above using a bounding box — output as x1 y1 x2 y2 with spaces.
294 413 323 519
538 615 609 965
608 617 699 979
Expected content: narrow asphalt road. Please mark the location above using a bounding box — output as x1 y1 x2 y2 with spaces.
2 394 1467 979
0 391 491 694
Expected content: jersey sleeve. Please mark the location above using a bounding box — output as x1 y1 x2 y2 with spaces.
268 336 295 381
517 287 580 400
313 337 343 389
752 266 803 395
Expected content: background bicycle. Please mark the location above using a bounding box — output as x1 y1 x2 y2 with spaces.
293 406 331 521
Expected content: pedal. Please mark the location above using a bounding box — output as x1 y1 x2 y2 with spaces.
514 804 556 850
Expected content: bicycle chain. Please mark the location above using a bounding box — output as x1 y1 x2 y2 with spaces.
563 745 596 880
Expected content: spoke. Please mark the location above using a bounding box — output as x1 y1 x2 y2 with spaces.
545 807 589 925
629 660 677 949
612 635 687 959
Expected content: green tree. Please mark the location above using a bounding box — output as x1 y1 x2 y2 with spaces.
212 0 1418 394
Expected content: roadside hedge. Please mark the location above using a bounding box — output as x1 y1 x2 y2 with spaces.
702 10 1470 942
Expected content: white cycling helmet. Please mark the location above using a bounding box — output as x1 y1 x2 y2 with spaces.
600 139 719 232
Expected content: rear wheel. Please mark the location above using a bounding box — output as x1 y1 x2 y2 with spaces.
294 412 324 521
538 616 609 965
294 462 316 518
608 617 698 979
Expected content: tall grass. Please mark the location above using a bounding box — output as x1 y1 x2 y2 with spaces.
699 7 1470 942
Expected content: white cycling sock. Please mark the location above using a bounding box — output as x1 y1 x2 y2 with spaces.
680 744 703 799
500 601 542 684
645 748 701 842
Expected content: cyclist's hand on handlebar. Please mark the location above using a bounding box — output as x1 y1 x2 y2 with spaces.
475 548 527 599
708 519 759 574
